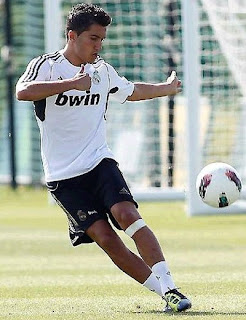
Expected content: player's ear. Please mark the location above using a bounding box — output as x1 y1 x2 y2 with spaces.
68 30 77 42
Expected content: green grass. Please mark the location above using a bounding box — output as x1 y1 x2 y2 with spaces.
0 186 246 320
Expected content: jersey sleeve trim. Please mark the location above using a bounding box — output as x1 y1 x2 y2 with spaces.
21 51 61 82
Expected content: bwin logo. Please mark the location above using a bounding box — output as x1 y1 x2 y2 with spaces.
55 92 100 107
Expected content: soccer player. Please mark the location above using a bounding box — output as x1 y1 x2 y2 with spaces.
16 3 191 313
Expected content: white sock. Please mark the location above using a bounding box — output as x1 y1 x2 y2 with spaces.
152 261 176 295
142 272 162 297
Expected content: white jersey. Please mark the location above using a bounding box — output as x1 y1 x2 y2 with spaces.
17 51 134 182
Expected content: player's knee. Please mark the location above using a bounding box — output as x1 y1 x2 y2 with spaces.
86 219 118 249
97 232 118 252
111 202 140 229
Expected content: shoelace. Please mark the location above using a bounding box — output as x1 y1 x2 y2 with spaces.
164 288 186 302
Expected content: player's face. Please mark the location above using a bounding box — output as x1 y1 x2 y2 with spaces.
72 24 106 64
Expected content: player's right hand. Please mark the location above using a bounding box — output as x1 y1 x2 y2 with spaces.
73 65 91 91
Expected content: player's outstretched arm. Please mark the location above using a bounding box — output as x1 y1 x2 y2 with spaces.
127 71 181 101
16 66 91 101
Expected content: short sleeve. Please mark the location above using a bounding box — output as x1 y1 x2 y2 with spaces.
106 63 134 104
17 56 51 84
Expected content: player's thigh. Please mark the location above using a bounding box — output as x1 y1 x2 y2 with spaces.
95 158 138 210
46 178 106 243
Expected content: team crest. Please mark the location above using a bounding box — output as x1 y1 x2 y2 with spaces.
77 210 87 221
92 70 101 84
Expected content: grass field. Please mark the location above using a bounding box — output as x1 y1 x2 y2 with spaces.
0 186 246 320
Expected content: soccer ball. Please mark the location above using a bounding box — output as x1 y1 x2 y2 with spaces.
196 162 242 208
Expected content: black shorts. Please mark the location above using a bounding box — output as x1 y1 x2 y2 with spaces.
46 158 138 246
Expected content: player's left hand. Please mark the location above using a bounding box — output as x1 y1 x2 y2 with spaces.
166 71 182 96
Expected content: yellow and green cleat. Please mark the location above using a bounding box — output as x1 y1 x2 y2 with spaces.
164 289 192 312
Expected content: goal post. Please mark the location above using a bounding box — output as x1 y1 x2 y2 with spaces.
44 0 62 53
181 0 202 215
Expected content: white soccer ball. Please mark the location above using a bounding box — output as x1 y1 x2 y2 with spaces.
196 162 242 208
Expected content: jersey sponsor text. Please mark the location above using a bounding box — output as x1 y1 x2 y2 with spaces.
55 92 100 107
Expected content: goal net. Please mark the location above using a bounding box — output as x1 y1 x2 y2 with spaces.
0 0 245 215
184 0 246 214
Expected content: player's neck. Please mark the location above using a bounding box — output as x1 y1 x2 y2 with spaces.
61 45 85 67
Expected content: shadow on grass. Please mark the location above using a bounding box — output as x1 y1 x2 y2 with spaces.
131 310 246 316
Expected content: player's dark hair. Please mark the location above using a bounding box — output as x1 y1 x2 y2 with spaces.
65 3 111 40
